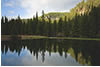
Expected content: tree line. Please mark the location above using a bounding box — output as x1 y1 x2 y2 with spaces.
1 2 100 38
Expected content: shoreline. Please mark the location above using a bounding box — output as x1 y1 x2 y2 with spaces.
1 35 100 41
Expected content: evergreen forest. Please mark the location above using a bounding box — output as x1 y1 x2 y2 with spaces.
1 0 100 38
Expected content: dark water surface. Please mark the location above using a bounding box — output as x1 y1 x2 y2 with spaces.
1 39 100 66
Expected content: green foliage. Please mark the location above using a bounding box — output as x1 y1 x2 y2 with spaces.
1 0 100 38
44 12 69 21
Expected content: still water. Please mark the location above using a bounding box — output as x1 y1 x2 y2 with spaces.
1 39 100 66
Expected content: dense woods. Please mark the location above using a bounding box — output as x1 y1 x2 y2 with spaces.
1 0 100 38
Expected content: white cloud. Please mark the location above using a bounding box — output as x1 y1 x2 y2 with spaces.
3 0 82 18
5 1 14 7
18 0 82 18
8 10 15 14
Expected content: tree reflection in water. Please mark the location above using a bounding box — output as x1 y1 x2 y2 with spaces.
1 39 100 66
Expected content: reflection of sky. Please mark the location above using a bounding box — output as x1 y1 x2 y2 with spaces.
1 47 81 66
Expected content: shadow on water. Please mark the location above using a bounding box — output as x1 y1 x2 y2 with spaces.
1 39 100 66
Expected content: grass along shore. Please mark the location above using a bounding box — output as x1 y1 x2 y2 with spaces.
1 35 100 41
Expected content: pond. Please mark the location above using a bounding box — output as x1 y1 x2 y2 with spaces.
1 39 100 66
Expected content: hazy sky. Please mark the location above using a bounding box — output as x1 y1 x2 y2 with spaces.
1 0 82 18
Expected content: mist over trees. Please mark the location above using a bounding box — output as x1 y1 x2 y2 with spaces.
1 0 100 38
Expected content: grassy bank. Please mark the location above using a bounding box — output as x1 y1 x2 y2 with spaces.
1 35 48 40
49 37 100 41
1 35 100 41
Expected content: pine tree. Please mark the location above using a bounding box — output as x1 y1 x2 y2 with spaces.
72 14 80 37
63 16 68 36
41 10 45 35
5 16 9 34
53 20 57 37
36 12 38 22
57 17 63 36
48 17 52 37
1 16 4 35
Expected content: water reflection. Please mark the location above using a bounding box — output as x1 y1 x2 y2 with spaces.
1 39 100 66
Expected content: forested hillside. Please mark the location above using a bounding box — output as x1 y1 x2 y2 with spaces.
1 0 100 38
43 12 69 20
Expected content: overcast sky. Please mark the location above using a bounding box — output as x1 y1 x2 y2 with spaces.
1 0 82 18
